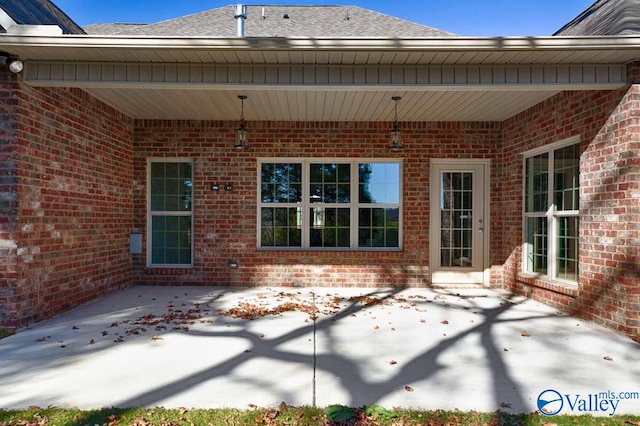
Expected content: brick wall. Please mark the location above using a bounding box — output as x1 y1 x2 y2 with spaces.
500 66 640 341
0 68 135 328
0 69 20 327
133 120 502 288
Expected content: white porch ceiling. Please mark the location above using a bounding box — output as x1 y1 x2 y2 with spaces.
82 87 561 121
4 34 639 122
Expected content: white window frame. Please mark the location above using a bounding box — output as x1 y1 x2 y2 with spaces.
257 158 403 251
521 136 580 284
147 158 194 268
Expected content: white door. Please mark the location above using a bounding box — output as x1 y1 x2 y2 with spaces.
430 160 489 285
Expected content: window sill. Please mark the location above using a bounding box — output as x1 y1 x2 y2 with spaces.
516 273 579 297
257 247 402 252
144 267 194 275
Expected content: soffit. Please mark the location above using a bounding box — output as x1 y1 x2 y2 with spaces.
82 88 561 121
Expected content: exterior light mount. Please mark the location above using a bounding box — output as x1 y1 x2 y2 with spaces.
0 53 23 74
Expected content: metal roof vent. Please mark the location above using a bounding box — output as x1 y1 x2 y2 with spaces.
283 13 290 19
234 4 247 37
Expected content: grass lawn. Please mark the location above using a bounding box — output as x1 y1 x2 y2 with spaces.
1 405 639 426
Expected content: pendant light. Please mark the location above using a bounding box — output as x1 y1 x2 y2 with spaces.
234 95 249 150
388 96 403 152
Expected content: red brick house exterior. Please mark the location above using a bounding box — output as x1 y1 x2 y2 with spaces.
0 2 638 341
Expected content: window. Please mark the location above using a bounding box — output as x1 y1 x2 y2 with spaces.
259 159 401 250
523 138 579 282
148 159 193 267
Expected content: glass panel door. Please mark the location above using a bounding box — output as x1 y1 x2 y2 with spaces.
439 172 473 268
430 160 488 285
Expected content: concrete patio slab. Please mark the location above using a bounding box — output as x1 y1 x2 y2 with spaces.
0 286 638 416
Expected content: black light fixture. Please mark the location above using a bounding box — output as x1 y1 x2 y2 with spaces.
388 96 403 152
234 95 249 150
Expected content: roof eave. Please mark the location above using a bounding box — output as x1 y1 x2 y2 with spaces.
2 34 640 51
3 34 640 67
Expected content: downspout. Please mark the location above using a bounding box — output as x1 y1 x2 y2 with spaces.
234 4 247 37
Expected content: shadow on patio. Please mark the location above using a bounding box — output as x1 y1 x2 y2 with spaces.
0 285 639 417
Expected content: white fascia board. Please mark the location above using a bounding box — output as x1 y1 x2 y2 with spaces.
6 25 63 36
1 34 640 52
0 7 17 31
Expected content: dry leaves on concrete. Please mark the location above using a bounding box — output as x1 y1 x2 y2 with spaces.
220 301 319 321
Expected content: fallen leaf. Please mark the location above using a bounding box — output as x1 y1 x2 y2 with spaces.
89 339 96 344
279 401 290 410
604 355 613 361
420 319 426 323
404 386 414 392
389 360 397 365
151 335 163 341
261 409 279 423
325 405 353 422
248 403 257 409
102 331 108 336
72 326 79 330
521 330 531 337
114 337 124 343
503 348 509 352
501 402 512 409
441 320 449 325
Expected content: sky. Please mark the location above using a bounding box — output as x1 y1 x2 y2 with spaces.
54 0 596 37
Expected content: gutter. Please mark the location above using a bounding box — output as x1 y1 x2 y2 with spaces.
1 34 640 51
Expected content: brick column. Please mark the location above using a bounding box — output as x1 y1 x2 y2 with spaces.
0 67 20 327
575 61 640 341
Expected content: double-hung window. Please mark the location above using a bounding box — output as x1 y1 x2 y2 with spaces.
147 159 194 267
259 159 402 250
523 138 579 283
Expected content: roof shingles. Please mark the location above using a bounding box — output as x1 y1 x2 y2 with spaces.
83 5 454 37
554 0 640 36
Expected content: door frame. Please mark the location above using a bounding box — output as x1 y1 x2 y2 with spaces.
429 159 491 286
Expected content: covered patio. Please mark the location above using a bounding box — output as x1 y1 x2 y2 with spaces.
0 1 638 346
1 285 639 414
